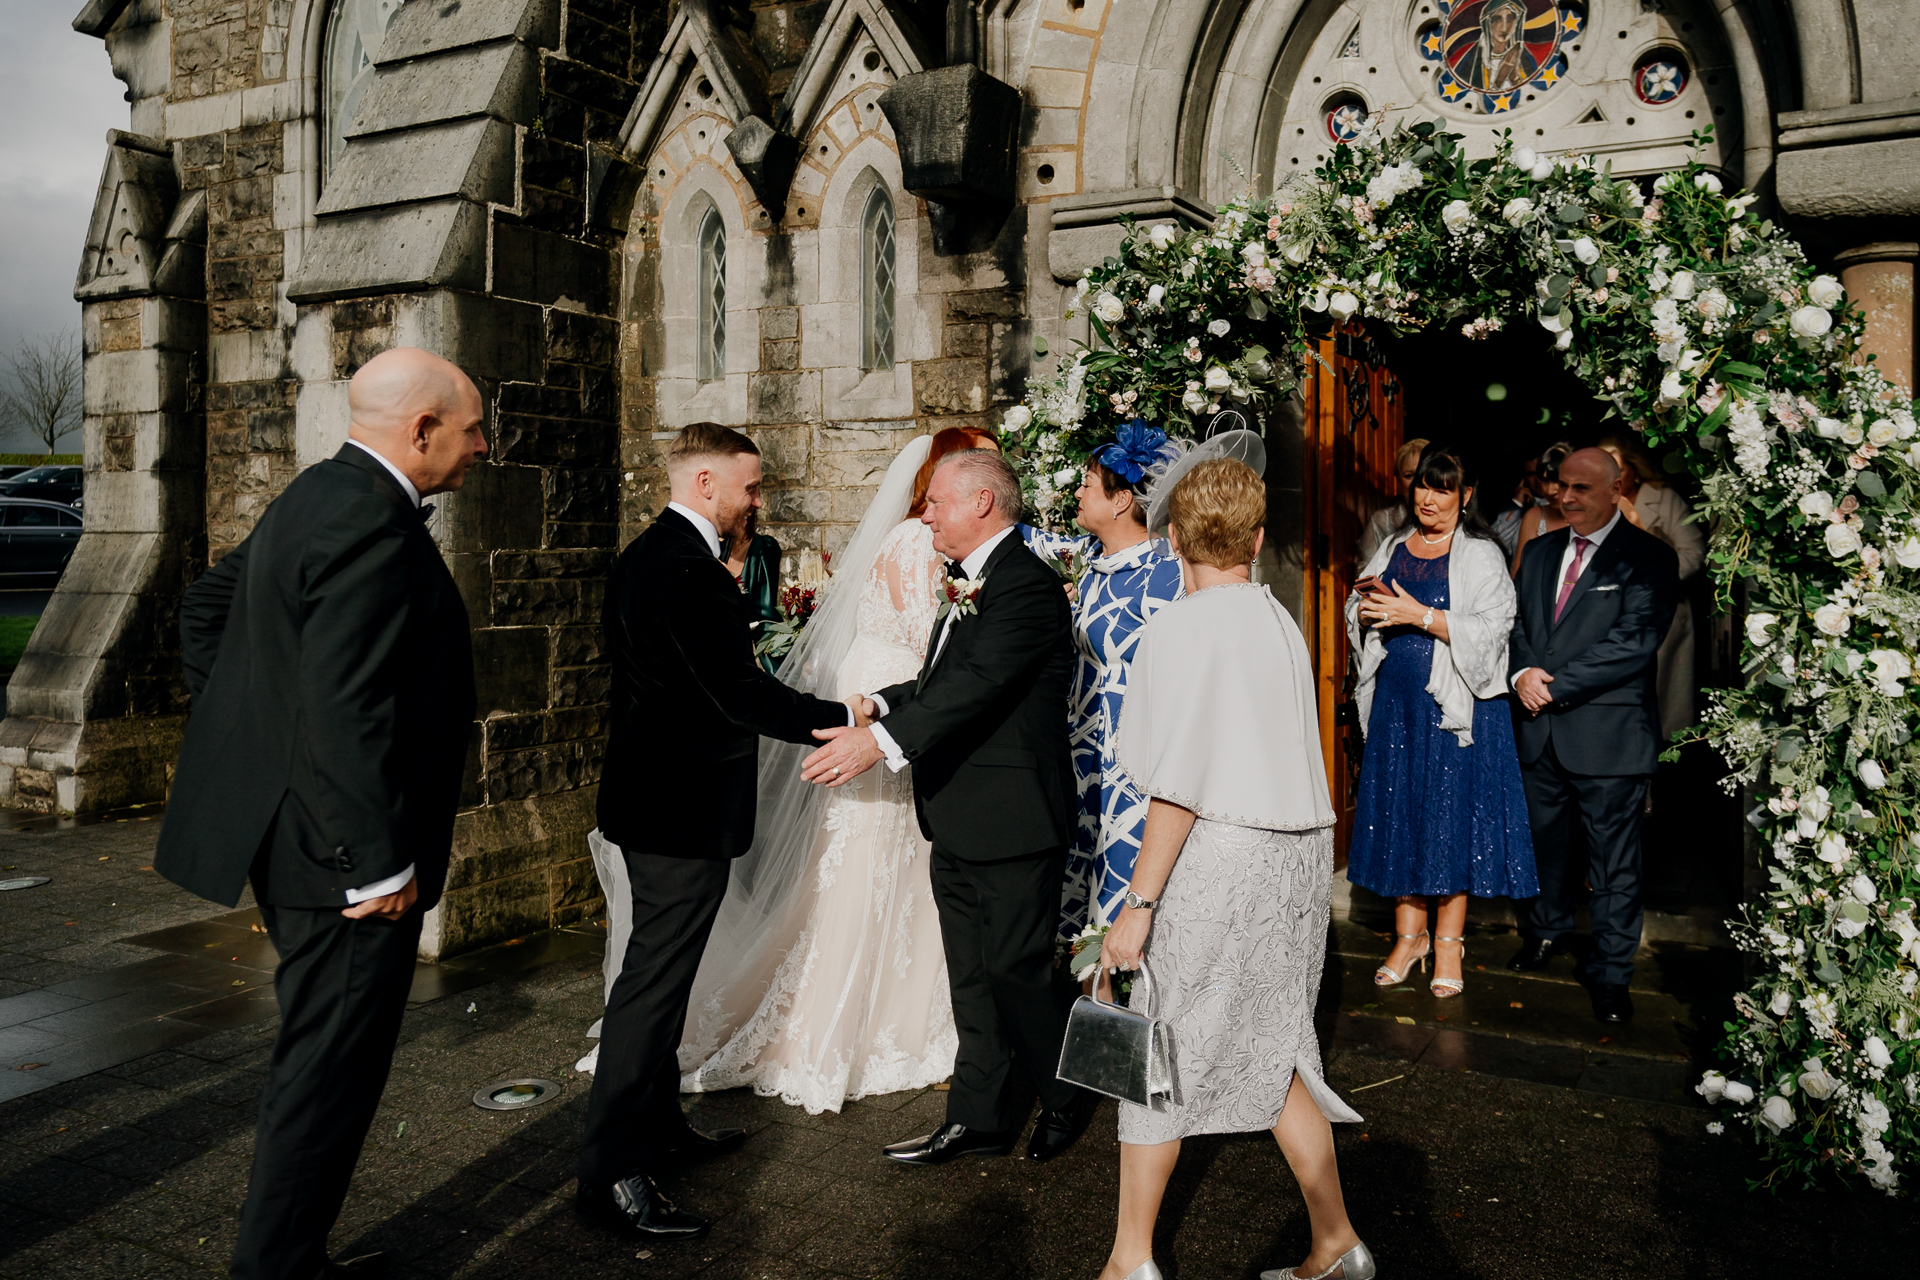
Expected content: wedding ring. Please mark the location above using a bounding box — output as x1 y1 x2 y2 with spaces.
830 766 841 777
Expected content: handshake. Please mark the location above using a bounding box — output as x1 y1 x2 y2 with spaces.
801 695 885 788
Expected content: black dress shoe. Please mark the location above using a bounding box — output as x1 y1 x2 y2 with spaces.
1027 1092 1098 1163
576 1173 709 1240
323 1255 388 1278
661 1124 748 1160
882 1121 1016 1166
1507 937 1570 971
1590 983 1635 1024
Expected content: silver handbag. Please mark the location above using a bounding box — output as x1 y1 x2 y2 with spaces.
1055 961 1173 1108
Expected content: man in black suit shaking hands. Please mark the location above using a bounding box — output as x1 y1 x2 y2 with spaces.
1507 447 1679 1025
156 348 487 1279
804 449 1096 1167
578 423 861 1242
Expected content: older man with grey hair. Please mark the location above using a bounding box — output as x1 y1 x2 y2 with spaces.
804 449 1097 1165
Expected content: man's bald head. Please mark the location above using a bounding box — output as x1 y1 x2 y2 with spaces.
346 348 488 497
1558 446 1623 536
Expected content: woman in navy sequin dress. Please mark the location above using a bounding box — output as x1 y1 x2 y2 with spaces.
1345 446 1536 999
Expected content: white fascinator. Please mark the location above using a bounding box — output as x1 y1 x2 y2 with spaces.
1143 413 1268 534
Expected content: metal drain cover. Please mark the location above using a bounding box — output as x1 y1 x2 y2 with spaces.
473 1077 562 1111
0 877 49 892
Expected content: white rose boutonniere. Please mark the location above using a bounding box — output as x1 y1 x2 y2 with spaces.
938 574 986 622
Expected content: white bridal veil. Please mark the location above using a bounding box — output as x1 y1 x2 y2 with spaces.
583 433 936 1057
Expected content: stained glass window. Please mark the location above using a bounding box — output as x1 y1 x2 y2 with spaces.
861 186 896 371
697 207 727 383
322 1 405 183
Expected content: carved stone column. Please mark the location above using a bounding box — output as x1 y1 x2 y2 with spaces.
1835 241 1917 395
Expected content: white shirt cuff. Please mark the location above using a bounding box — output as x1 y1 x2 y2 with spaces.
869 693 891 717
1511 668 1533 691
869 722 910 773
345 864 415 904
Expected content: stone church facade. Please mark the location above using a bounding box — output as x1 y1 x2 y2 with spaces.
12 0 1914 956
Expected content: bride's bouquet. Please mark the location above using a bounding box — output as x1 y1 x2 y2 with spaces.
753 550 830 666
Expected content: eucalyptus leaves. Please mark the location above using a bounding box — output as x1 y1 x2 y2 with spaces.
998 115 1918 1193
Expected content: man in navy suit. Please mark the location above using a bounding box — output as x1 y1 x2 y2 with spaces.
1506 448 1679 1023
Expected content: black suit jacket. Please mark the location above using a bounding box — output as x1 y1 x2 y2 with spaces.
598 508 848 859
1508 517 1680 776
156 445 477 910
875 530 1075 862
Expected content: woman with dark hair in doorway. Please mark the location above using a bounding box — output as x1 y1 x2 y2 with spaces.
1508 440 1572 576
1345 445 1537 999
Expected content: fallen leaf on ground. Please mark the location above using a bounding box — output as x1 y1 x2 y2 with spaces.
17 1063 45 1071
230 979 245 987
1509 1001 1523 1008
1394 1015 1416 1025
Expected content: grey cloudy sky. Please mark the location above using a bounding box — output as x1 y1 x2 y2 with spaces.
0 1 128 356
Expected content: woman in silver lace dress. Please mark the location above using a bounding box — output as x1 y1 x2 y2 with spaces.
1096 456 1374 1280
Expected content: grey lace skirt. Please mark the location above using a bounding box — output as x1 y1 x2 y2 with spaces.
1118 819 1361 1144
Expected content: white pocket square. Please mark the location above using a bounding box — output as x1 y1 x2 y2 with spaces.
1591 584 1620 592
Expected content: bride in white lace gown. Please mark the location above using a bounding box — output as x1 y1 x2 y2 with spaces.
669 432 975 1113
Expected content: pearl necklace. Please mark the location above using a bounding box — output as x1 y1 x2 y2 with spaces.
1417 527 1456 546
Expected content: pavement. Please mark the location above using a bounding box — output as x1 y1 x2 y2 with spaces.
2 814 1914 1278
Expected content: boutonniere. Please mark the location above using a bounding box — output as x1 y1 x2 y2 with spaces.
1051 548 1086 605
937 575 985 622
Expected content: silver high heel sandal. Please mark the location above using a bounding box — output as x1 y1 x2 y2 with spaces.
1122 1261 1163 1280
1430 935 1466 998
1261 1240 1377 1280
1373 932 1429 986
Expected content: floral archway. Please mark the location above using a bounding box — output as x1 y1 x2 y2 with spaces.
998 119 1917 1194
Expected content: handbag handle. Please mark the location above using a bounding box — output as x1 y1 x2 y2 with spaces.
1096 955 1155 1018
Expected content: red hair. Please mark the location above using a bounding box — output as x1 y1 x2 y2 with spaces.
908 427 999 518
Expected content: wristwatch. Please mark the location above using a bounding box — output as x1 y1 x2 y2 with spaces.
1420 607 1435 631
1124 890 1157 911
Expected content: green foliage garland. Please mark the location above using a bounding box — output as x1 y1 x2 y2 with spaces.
997 117 1918 1193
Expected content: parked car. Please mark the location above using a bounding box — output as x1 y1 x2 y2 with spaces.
0 466 32 481
0 465 83 506
0 499 83 582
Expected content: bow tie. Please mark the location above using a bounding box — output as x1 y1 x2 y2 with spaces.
946 560 967 581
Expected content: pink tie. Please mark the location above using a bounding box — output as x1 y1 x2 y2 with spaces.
1554 536 1592 622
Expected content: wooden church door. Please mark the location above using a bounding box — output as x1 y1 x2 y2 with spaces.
1299 327 1404 857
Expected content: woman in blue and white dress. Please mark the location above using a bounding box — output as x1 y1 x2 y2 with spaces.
1023 420 1192 941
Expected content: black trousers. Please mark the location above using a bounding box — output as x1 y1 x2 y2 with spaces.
930 844 1079 1132
1520 738 1651 987
232 900 422 1280
579 849 732 1187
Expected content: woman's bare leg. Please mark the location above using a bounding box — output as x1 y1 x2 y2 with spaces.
1380 897 1430 978
1433 892 1469 988
1099 1139 1180 1279
1272 1074 1361 1274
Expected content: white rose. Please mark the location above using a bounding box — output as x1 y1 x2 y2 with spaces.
1539 309 1569 334
1802 787 1832 822
1816 417 1845 438
1283 239 1312 264
1797 815 1820 840
1798 491 1836 519
1818 833 1851 867
1328 290 1360 322
1842 422 1865 446
1848 872 1880 905
1146 283 1165 308
1531 159 1554 181
1555 327 1573 351
1441 199 1472 232
1696 1072 1728 1103
1512 146 1537 170
1807 275 1844 308
1865 1036 1894 1069
1649 269 1671 292
1148 222 1178 251
1869 418 1898 446
1668 271 1697 300
1868 648 1912 694
1812 603 1851 636
1679 348 1706 373
1769 989 1793 1016
1798 1060 1840 1100
1790 305 1833 338
1502 197 1535 226
1000 405 1032 433
1722 1080 1756 1105
1696 289 1731 319
1745 612 1779 646
1826 521 1863 557
1894 537 1920 569
1053 467 1078 487
1091 292 1125 324
1859 758 1888 790
1207 318 1231 337
1757 1095 1795 1134
1181 388 1208 412
1571 236 1600 265
1694 172 1724 194
1203 365 1233 392
1659 371 1685 402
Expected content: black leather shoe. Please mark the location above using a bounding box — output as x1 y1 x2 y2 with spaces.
661 1124 748 1160
576 1173 709 1240
882 1121 1016 1166
1027 1092 1098 1163
1507 937 1570 971
323 1255 388 1278
1590 983 1634 1024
